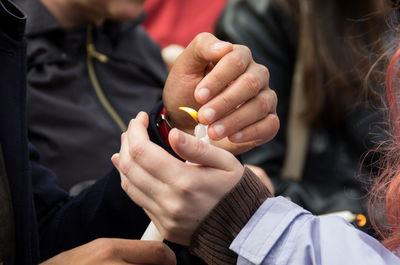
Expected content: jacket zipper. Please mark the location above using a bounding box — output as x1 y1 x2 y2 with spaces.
86 24 127 132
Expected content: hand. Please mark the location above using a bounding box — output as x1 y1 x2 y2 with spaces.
41 0 144 28
163 33 279 155
41 238 176 265
112 112 244 245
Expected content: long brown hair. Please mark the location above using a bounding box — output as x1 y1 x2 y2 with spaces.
278 0 393 126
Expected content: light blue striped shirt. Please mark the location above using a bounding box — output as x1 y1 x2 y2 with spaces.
230 196 400 265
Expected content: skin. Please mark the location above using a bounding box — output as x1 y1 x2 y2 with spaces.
113 113 245 245
111 33 279 245
40 0 279 155
40 0 145 28
41 238 176 265
163 33 279 155
35 0 277 258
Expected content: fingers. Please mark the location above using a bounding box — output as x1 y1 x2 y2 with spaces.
193 45 275 142
119 112 182 184
42 238 176 265
174 33 233 76
168 128 238 171
205 87 279 141
194 45 253 106
102 239 176 265
230 113 280 144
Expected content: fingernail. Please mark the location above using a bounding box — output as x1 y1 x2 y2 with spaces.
213 124 225 138
212 41 229 52
231 131 243 141
197 88 210 102
202 108 216 123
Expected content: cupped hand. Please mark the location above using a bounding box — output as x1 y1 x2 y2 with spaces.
40 238 176 265
163 33 279 155
112 112 244 245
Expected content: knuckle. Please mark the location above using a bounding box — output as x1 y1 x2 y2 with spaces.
93 239 116 259
257 114 280 142
118 157 131 175
151 242 172 261
258 93 270 115
120 176 130 193
259 64 270 80
237 44 252 58
219 94 232 108
243 73 261 95
231 112 244 128
207 71 225 88
163 212 182 233
176 177 196 198
129 140 145 160
194 32 212 43
192 138 209 159
229 53 246 72
270 114 280 136
271 90 278 108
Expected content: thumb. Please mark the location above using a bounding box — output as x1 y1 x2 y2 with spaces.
173 33 233 76
169 128 236 171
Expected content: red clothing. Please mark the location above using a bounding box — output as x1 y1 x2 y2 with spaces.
143 0 228 48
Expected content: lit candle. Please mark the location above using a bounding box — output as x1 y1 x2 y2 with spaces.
179 107 213 145
141 107 213 241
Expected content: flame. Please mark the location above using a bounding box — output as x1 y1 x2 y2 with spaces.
356 214 367 227
179 107 198 123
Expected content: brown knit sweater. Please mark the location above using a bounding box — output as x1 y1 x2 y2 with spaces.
189 167 273 264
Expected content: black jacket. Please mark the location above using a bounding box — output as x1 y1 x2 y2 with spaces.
0 1 204 264
16 0 167 190
216 0 387 227
0 1 149 263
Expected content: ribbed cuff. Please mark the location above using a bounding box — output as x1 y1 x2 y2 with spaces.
189 167 273 265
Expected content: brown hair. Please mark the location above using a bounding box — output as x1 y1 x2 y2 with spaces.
278 0 393 126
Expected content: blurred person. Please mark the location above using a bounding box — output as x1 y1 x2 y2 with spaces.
18 0 268 195
15 0 166 191
143 0 228 48
215 0 396 230
0 0 278 263
0 1 174 264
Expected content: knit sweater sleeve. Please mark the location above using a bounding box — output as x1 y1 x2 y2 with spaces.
189 167 273 264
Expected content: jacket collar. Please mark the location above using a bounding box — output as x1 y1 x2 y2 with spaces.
15 0 61 37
